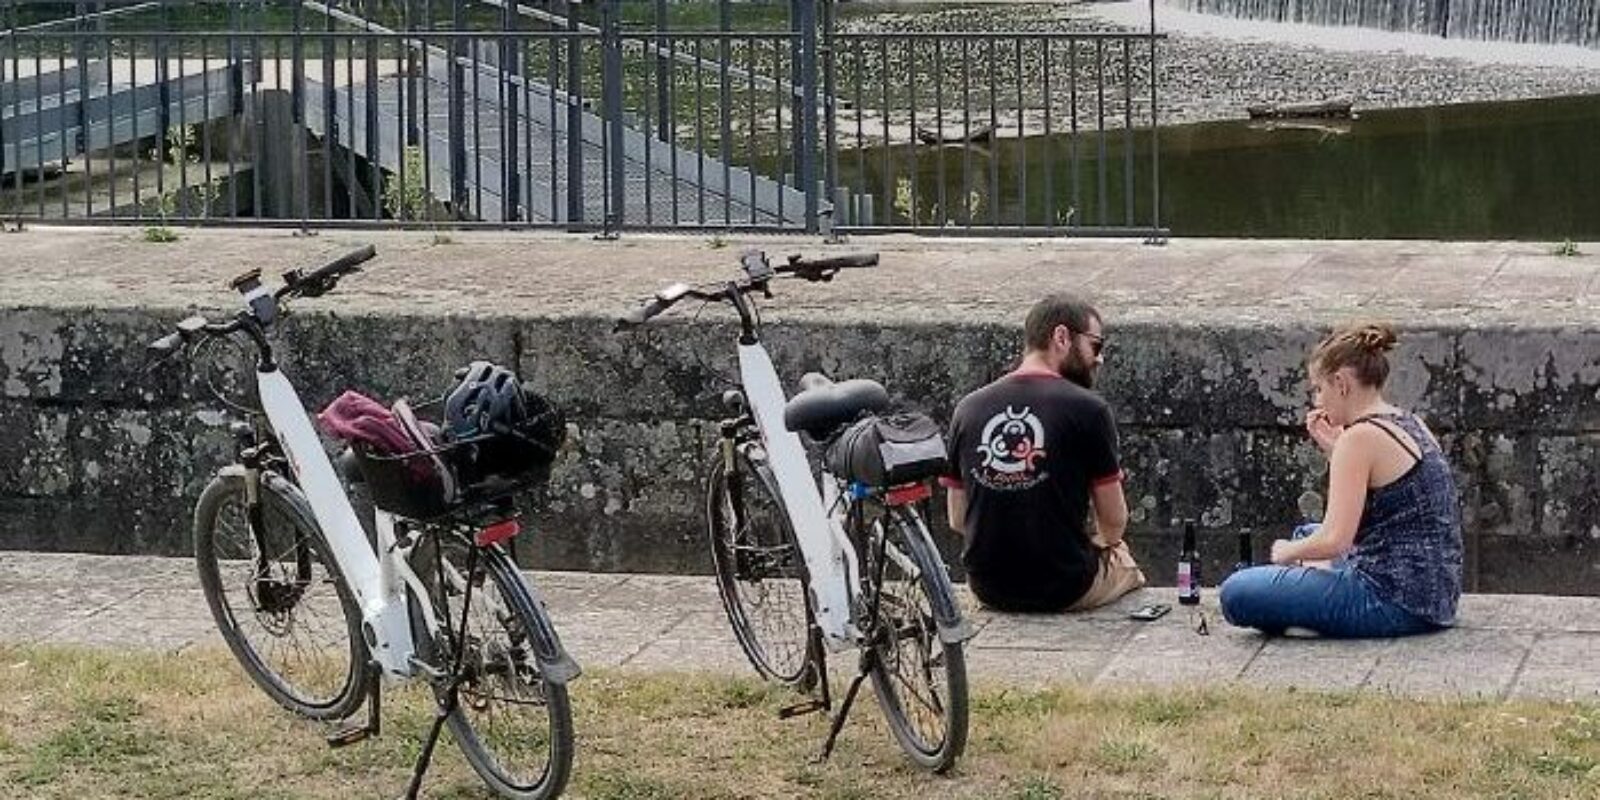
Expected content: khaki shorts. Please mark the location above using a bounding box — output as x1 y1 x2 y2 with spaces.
1068 541 1147 612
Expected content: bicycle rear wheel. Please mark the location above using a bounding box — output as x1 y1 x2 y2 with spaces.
411 533 574 800
867 506 969 773
193 470 370 721
706 444 814 685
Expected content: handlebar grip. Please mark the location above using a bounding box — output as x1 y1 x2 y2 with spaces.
304 244 377 284
804 253 879 270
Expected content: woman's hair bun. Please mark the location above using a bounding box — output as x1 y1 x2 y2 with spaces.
1353 324 1398 354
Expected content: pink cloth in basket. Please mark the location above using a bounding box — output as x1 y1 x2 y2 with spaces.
317 390 432 454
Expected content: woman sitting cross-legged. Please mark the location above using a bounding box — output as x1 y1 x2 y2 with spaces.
1220 323 1463 638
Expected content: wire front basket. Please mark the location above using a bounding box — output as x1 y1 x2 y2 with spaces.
350 396 564 523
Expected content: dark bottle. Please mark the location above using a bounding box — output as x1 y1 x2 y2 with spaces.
1235 528 1253 574
1177 520 1201 606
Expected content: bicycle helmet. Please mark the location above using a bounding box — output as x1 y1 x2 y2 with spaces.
444 361 527 439
443 361 565 488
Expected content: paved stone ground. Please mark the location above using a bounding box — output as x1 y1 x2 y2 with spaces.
3 551 1597 702
3 227 1599 327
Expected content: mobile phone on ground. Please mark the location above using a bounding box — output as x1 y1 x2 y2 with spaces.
1129 603 1171 621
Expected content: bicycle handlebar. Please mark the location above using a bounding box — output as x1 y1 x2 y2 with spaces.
614 250 879 332
781 252 879 274
279 245 377 299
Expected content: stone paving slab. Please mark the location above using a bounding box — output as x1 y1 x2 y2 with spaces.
2 551 1597 703
3 228 1599 328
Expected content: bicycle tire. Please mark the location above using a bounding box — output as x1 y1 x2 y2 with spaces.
411 535 574 800
706 446 815 686
867 506 969 773
193 470 370 721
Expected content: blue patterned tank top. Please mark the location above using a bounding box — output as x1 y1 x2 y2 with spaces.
1347 413 1463 626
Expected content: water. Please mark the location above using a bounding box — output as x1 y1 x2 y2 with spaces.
839 93 1600 240
1164 0 1600 48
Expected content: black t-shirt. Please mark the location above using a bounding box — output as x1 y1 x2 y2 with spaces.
941 368 1123 612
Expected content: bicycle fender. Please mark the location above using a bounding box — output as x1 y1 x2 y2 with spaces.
512 575 582 685
893 509 976 645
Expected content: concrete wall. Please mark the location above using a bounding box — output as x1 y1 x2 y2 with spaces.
3 303 1599 594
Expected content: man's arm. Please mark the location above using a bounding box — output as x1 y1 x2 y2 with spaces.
1090 478 1129 548
945 485 968 536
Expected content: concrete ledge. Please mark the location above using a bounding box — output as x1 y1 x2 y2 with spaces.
3 229 1600 592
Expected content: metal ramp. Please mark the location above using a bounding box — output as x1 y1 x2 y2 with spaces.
1 58 240 178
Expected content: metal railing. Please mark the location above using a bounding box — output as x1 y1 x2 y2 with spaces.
0 0 1167 238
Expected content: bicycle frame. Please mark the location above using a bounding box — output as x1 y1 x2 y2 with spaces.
256 368 422 678
735 342 867 647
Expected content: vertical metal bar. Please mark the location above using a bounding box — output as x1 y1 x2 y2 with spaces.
448 0 466 218
1069 37 1079 228
907 36 917 228
719 0 731 226
251 5 264 219
852 36 863 225
961 36 970 231
508 4 523 222
878 35 888 227
603 0 624 232
746 34 756 226
564 1 581 224
227 1 239 218
201 33 213 218
1016 35 1026 228
694 36 704 224
1123 36 1134 228
155 0 168 216
423 5 436 221
821 0 838 225
1043 37 1053 230
57 40 68 218
772 36 783 224
1148 0 1161 234
292 5 308 226
986 37 997 227
798 0 818 232
642 31 654 225
322 13 335 219
654 0 668 142
77 9 92 219
1096 37 1107 228
523 26 534 226
546 28 559 221
667 32 678 225
345 29 356 218
933 37 944 231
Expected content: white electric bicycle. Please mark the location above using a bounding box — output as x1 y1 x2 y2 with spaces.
616 250 971 772
148 246 578 800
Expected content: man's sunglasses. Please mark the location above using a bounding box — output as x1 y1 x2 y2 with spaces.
1075 330 1105 356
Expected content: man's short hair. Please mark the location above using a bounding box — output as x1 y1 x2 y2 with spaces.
1024 293 1100 352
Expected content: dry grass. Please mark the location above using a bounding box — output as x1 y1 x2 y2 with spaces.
1 644 1598 799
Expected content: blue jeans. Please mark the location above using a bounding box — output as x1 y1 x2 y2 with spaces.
1220 533 1440 639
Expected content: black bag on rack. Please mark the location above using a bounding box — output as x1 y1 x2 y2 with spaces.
825 412 948 487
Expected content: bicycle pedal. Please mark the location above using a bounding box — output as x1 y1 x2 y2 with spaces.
325 724 372 748
777 700 827 719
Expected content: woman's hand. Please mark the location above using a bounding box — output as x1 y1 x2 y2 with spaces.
1270 538 1300 565
1306 409 1342 454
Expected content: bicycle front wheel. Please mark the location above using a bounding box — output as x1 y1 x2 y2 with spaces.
411 534 574 800
706 445 814 685
193 470 370 721
867 506 969 773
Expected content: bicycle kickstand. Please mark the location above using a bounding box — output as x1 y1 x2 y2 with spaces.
401 678 461 800
327 669 382 747
814 649 876 764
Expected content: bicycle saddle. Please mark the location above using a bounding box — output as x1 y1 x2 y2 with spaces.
782 373 890 440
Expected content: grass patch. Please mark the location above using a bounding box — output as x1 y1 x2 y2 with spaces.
141 226 180 244
0 644 1598 798
1553 239 1583 257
